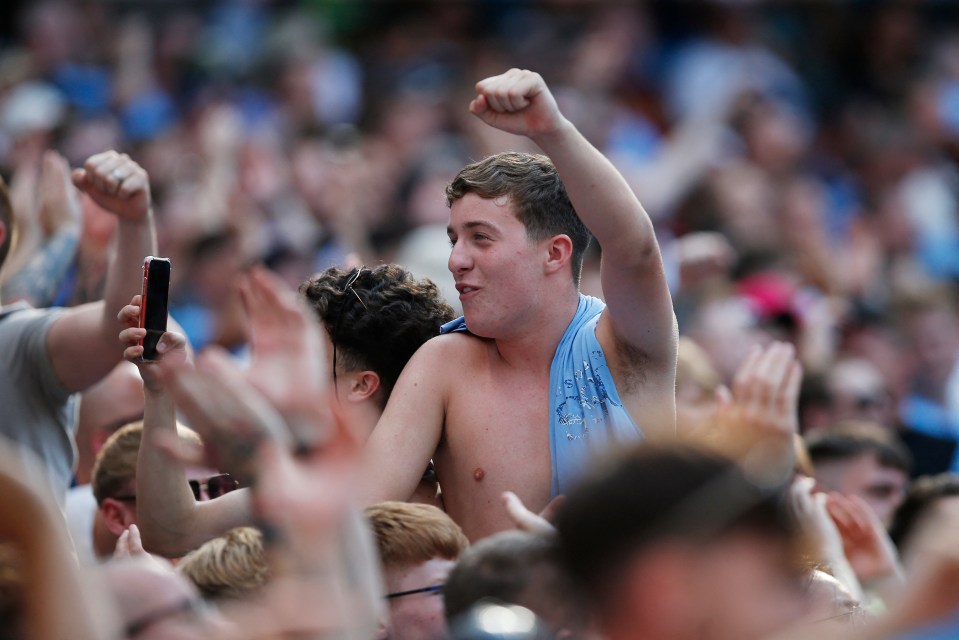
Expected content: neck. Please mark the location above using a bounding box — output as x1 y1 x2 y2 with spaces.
493 291 580 370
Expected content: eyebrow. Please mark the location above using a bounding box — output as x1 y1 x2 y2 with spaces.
447 220 499 235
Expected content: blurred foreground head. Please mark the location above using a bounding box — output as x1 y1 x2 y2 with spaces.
556 445 805 640
444 531 589 639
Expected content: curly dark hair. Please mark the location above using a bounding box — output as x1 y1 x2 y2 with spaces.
299 264 455 403
446 152 592 285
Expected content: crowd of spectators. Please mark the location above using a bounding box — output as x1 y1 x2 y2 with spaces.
3 1 959 639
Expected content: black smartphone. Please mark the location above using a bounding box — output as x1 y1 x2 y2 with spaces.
139 256 171 361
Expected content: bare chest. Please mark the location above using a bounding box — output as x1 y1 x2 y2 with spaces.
433 366 553 540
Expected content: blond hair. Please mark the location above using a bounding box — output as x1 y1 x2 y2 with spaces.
177 527 268 601
365 502 469 570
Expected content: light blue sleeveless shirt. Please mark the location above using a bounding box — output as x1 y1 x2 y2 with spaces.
440 294 643 497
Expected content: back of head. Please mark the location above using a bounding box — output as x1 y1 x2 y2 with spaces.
446 152 591 285
177 527 268 602
365 501 469 571
888 472 959 553
92 421 202 504
555 444 797 613
92 422 144 504
300 264 455 400
444 531 586 636
805 421 912 474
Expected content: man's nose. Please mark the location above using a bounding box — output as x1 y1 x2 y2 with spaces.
448 240 472 273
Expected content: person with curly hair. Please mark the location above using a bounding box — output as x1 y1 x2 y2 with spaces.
129 263 454 557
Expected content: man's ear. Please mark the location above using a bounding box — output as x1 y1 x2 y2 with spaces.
348 371 381 403
99 498 136 537
544 234 573 275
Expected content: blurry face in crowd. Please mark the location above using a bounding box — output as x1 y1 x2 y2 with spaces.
448 194 551 339
813 453 908 526
827 359 895 427
692 532 804 640
910 309 959 387
104 558 226 640
382 557 454 640
608 531 803 640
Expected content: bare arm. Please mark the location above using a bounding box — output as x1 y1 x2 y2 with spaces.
357 337 450 506
118 298 252 556
470 69 677 369
46 151 157 393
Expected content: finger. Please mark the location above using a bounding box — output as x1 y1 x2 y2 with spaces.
116 169 147 200
155 331 186 356
123 344 145 362
117 303 141 325
782 361 803 427
502 491 553 534
752 342 790 407
86 153 126 195
119 326 147 346
468 95 488 115
114 529 130 558
127 524 145 554
714 384 733 406
731 344 763 400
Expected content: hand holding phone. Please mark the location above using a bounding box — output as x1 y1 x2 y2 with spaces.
139 257 171 361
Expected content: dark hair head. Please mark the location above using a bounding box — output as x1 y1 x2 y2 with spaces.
555 445 798 610
446 152 592 285
0 176 13 270
888 473 959 551
444 531 587 633
299 264 455 401
805 422 912 474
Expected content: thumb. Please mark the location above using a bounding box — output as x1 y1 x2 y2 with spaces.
469 95 488 115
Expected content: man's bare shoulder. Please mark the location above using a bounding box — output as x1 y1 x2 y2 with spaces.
415 330 492 365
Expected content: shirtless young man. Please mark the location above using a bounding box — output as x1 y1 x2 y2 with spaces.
359 68 678 540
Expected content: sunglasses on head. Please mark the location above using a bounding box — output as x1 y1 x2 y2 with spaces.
189 473 239 501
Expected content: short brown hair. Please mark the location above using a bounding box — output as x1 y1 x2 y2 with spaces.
92 422 202 504
92 422 143 504
177 527 268 601
365 502 469 570
446 152 592 285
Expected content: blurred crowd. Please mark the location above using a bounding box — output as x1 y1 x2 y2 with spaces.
3 1 959 639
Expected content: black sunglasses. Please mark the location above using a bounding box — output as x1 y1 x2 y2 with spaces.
189 473 239 501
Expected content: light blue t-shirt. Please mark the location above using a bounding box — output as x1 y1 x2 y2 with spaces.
441 294 642 497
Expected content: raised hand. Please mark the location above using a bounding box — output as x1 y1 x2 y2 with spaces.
469 68 569 139
71 150 151 222
706 342 803 484
502 491 562 535
239 266 337 449
826 493 903 586
118 295 189 392
162 347 292 487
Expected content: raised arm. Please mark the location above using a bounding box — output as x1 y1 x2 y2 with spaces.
470 69 677 369
119 297 251 557
45 151 157 393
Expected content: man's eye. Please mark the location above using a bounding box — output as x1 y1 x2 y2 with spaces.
448 238 456 247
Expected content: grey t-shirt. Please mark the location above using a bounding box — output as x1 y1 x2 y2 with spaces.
0 303 77 500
